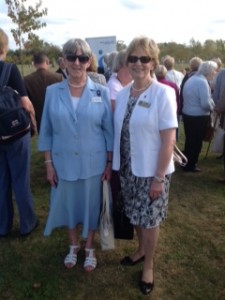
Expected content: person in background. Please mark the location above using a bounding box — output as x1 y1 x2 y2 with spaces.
24 52 63 132
0 28 38 237
162 55 184 89
104 51 118 82
97 49 105 74
155 64 180 140
210 57 223 92
56 56 68 79
182 61 217 172
113 36 178 295
155 64 179 114
87 53 106 85
213 68 225 105
38 38 113 272
179 56 203 115
107 49 132 111
213 68 225 163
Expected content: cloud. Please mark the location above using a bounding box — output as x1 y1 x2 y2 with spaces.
121 0 148 10
212 19 225 24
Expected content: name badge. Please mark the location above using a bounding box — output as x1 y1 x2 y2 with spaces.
138 100 151 108
92 96 102 103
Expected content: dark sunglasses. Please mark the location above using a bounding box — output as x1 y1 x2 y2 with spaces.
66 54 90 64
127 55 152 64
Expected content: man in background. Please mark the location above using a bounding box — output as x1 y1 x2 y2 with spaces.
56 56 68 79
24 52 63 132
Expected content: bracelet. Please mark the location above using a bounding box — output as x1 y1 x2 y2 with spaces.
44 160 52 164
154 175 165 183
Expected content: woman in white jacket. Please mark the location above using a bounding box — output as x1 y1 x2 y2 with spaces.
113 36 178 295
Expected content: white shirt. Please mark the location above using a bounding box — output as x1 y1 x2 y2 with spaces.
113 81 178 177
166 69 184 89
107 73 123 100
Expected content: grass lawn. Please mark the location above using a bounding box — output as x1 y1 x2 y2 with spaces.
0 126 225 300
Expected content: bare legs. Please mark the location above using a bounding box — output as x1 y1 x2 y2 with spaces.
67 227 95 248
135 225 160 283
129 226 145 261
68 227 79 246
141 226 159 282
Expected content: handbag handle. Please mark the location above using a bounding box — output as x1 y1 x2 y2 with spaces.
173 144 188 166
102 180 111 216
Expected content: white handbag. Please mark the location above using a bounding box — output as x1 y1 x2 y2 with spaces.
99 180 115 251
211 126 225 153
173 144 188 166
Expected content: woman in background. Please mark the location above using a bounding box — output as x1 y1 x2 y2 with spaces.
182 61 217 172
107 49 132 111
87 53 107 85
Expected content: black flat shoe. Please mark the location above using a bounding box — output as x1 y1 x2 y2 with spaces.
21 219 39 237
120 255 145 266
139 280 154 295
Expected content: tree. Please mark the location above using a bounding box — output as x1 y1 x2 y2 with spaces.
116 40 127 51
5 0 48 72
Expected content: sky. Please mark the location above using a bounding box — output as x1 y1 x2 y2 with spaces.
1 0 225 51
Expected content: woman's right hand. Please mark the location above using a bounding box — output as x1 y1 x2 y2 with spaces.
45 163 58 187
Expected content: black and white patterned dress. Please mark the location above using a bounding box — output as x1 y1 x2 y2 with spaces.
120 95 171 229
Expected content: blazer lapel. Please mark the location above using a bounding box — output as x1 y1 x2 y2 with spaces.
58 80 78 123
76 78 98 117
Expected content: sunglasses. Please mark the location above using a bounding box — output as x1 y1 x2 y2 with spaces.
66 54 90 64
127 56 152 64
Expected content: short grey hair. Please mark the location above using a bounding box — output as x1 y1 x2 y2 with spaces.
62 38 92 57
196 61 218 76
112 50 127 72
107 51 118 70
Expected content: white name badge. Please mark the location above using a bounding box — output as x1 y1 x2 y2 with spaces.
92 97 102 103
138 100 151 108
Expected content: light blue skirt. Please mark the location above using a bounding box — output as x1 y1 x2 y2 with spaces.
44 175 102 238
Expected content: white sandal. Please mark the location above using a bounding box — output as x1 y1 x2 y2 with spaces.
64 245 80 269
83 248 97 272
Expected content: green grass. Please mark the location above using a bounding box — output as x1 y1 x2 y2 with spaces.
0 129 225 300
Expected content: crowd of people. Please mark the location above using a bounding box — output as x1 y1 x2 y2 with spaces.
1 26 225 296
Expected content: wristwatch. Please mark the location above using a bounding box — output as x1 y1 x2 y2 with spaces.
154 176 165 183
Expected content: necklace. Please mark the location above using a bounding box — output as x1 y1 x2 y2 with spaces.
68 81 86 88
132 81 152 92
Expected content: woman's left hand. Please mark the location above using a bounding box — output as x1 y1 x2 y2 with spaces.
101 163 112 181
149 180 164 200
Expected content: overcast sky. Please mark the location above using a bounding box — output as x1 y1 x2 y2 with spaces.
1 0 225 50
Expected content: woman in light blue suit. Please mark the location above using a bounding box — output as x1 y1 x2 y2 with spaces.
38 38 113 272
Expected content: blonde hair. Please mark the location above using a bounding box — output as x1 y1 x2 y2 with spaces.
87 53 98 72
189 57 203 71
125 36 160 70
0 28 9 55
154 64 167 79
211 57 223 70
162 55 175 70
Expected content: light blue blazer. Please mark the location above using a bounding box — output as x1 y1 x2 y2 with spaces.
38 77 114 181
